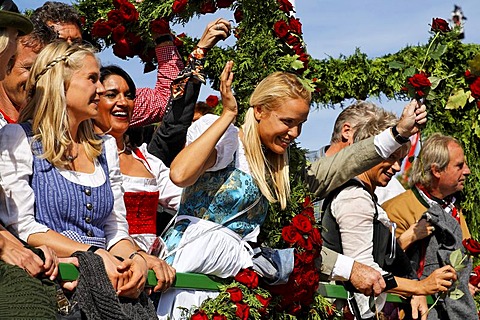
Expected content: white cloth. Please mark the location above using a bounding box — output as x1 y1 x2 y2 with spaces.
375 177 405 205
0 125 130 249
330 179 392 318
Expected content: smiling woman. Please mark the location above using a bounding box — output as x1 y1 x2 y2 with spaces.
0 41 156 316
157 62 312 318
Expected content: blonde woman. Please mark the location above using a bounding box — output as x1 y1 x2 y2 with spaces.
0 41 148 299
157 61 311 318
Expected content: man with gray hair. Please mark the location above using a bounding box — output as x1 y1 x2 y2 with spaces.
383 133 476 319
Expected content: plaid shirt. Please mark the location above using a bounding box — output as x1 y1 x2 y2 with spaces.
130 45 184 127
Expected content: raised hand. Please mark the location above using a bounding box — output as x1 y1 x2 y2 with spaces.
397 100 427 137
197 18 232 49
219 60 237 118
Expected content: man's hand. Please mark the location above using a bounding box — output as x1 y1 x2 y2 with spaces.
140 252 176 292
349 261 386 296
417 265 457 295
410 295 428 320
396 100 427 137
0 235 45 276
197 18 232 49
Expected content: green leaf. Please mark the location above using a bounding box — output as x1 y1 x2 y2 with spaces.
429 76 442 90
430 44 447 60
449 288 464 300
291 59 305 70
446 89 469 110
388 61 405 69
449 249 464 268
403 67 416 78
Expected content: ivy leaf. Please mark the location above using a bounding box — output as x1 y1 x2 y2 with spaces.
430 44 447 60
446 89 469 110
403 67 416 78
428 76 442 90
449 249 464 269
298 77 315 92
449 288 464 300
291 59 305 71
388 61 405 69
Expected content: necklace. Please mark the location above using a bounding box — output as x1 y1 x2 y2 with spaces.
117 141 127 155
66 142 79 162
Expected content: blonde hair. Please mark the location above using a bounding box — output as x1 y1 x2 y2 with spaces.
243 72 311 210
409 133 461 188
19 41 102 167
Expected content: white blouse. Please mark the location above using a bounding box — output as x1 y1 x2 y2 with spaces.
0 124 130 249
187 114 250 174
122 143 181 210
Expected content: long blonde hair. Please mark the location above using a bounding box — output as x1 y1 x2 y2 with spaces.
19 41 102 167
243 72 311 209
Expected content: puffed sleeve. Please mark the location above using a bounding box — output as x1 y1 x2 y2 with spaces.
186 114 239 171
140 144 182 210
0 124 49 240
102 135 132 249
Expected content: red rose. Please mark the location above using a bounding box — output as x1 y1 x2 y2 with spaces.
119 1 139 23
463 238 480 256
127 32 142 45
431 18 451 33
407 72 431 97
91 19 112 38
298 234 313 250
112 0 128 9
206 95 219 107
470 78 480 99
277 0 293 13
150 18 170 35
107 9 123 24
191 310 208 320
470 274 480 287
216 0 233 8
234 8 243 23
303 269 319 287
285 34 299 46
273 20 289 39
292 43 303 55
172 0 188 13
173 36 184 47
234 268 258 289
295 251 314 265
111 25 126 42
235 303 250 320
302 206 315 220
226 287 243 302
112 38 132 59
292 214 313 233
212 313 227 320
256 294 271 314
200 0 216 14
288 17 302 34
282 225 302 244
310 227 322 246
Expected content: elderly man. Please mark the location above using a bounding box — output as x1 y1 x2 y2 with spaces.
0 19 55 127
305 100 452 297
383 133 476 319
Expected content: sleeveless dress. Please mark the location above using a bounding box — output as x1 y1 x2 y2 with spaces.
157 114 268 319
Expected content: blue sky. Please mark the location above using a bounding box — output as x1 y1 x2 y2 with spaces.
16 0 480 151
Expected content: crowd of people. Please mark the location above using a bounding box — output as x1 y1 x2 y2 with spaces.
0 1 477 319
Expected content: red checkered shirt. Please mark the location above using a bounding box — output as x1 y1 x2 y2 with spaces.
130 45 184 127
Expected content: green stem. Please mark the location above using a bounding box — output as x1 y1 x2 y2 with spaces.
420 32 440 72
427 293 442 315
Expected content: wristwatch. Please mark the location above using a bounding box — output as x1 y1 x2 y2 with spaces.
391 125 410 144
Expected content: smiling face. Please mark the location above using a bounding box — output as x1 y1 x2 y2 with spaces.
2 41 38 110
436 142 470 198
65 55 104 123
366 146 409 189
95 74 135 139
254 98 309 154
0 28 18 81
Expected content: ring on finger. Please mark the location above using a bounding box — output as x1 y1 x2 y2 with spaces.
431 226 435 232
215 24 222 30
